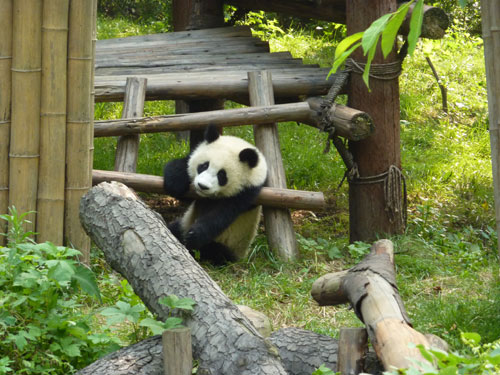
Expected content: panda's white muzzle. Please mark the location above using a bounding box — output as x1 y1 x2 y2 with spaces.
194 172 219 197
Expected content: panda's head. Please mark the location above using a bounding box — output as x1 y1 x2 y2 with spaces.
187 126 268 198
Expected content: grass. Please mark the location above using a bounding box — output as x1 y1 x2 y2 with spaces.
90 16 500 360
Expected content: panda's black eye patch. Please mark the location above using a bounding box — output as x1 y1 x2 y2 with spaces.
197 162 209 173
217 169 227 186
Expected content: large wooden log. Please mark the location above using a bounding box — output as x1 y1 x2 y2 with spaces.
114 77 147 173
79 181 288 375
76 327 340 375
311 239 443 371
94 69 335 102
249 71 298 260
92 169 326 211
93 100 373 142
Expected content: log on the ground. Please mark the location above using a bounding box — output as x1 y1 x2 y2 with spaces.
91 169 326 211
311 239 444 371
76 328 340 375
93 99 374 142
79 181 287 375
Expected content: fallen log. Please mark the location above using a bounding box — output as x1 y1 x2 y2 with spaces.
93 99 373 141
311 239 446 371
79 181 287 374
92 169 326 211
76 328 340 375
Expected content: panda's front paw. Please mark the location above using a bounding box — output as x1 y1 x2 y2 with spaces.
184 227 208 250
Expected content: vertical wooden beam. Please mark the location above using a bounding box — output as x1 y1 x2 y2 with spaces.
9 0 43 234
337 327 368 375
481 0 500 257
0 0 12 244
346 0 403 242
172 0 225 150
249 71 298 261
37 0 70 245
114 77 147 172
66 0 95 261
162 327 193 375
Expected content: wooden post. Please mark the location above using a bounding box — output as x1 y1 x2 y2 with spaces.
37 0 70 245
481 0 500 257
248 71 298 260
9 0 43 234
346 0 404 242
114 77 147 172
0 0 12 244
172 0 225 149
162 327 193 375
65 0 95 261
337 328 367 375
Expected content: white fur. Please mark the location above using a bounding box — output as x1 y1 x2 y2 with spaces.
188 135 267 198
181 134 267 260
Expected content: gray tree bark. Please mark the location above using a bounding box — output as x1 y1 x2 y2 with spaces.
79 181 287 375
76 328 342 375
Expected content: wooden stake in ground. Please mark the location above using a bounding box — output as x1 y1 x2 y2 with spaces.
9 0 43 234
347 0 405 242
311 239 446 371
0 0 12 244
481 0 500 258
65 0 95 260
114 77 147 172
79 181 287 375
37 0 69 245
249 71 298 260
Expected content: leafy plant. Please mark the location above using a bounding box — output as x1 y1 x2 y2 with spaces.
297 234 343 260
312 364 336 375
384 332 500 375
0 211 117 374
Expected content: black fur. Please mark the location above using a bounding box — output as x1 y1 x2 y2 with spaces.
204 125 220 143
163 156 191 199
239 148 259 168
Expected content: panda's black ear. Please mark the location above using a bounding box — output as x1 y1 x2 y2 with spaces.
204 125 220 143
239 148 259 168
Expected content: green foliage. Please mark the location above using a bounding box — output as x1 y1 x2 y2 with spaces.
0 211 117 374
97 0 172 26
238 11 285 40
384 333 500 375
312 364 336 375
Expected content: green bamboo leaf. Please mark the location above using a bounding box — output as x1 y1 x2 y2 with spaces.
362 36 379 89
381 2 412 57
407 0 424 56
329 41 362 77
362 13 392 55
334 31 363 60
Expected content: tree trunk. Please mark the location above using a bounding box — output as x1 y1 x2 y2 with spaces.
76 327 340 375
346 0 405 242
79 181 287 375
311 239 446 371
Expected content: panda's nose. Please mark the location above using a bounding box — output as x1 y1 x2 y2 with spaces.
197 182 209 190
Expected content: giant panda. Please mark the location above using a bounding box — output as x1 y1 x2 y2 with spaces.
163 125 268 264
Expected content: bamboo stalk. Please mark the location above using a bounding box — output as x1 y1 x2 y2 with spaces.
37 0 69 245
9 0 43 234
0 0 12 244
65 0 94 261
481 0 500 257
92 169 326 211
89 0 97 185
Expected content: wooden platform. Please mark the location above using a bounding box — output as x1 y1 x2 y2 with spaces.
94 26 335 103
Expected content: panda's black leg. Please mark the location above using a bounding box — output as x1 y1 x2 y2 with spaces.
198 241 236 265
167 219 184 243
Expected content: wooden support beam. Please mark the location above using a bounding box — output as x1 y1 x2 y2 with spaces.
93 100 373 141
337 328 368 375
92 169 326 211
226 0 448 39
162 327 192 375
347 0 405 242
114 77 147 172
249 71 298 261
311 239 444 371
